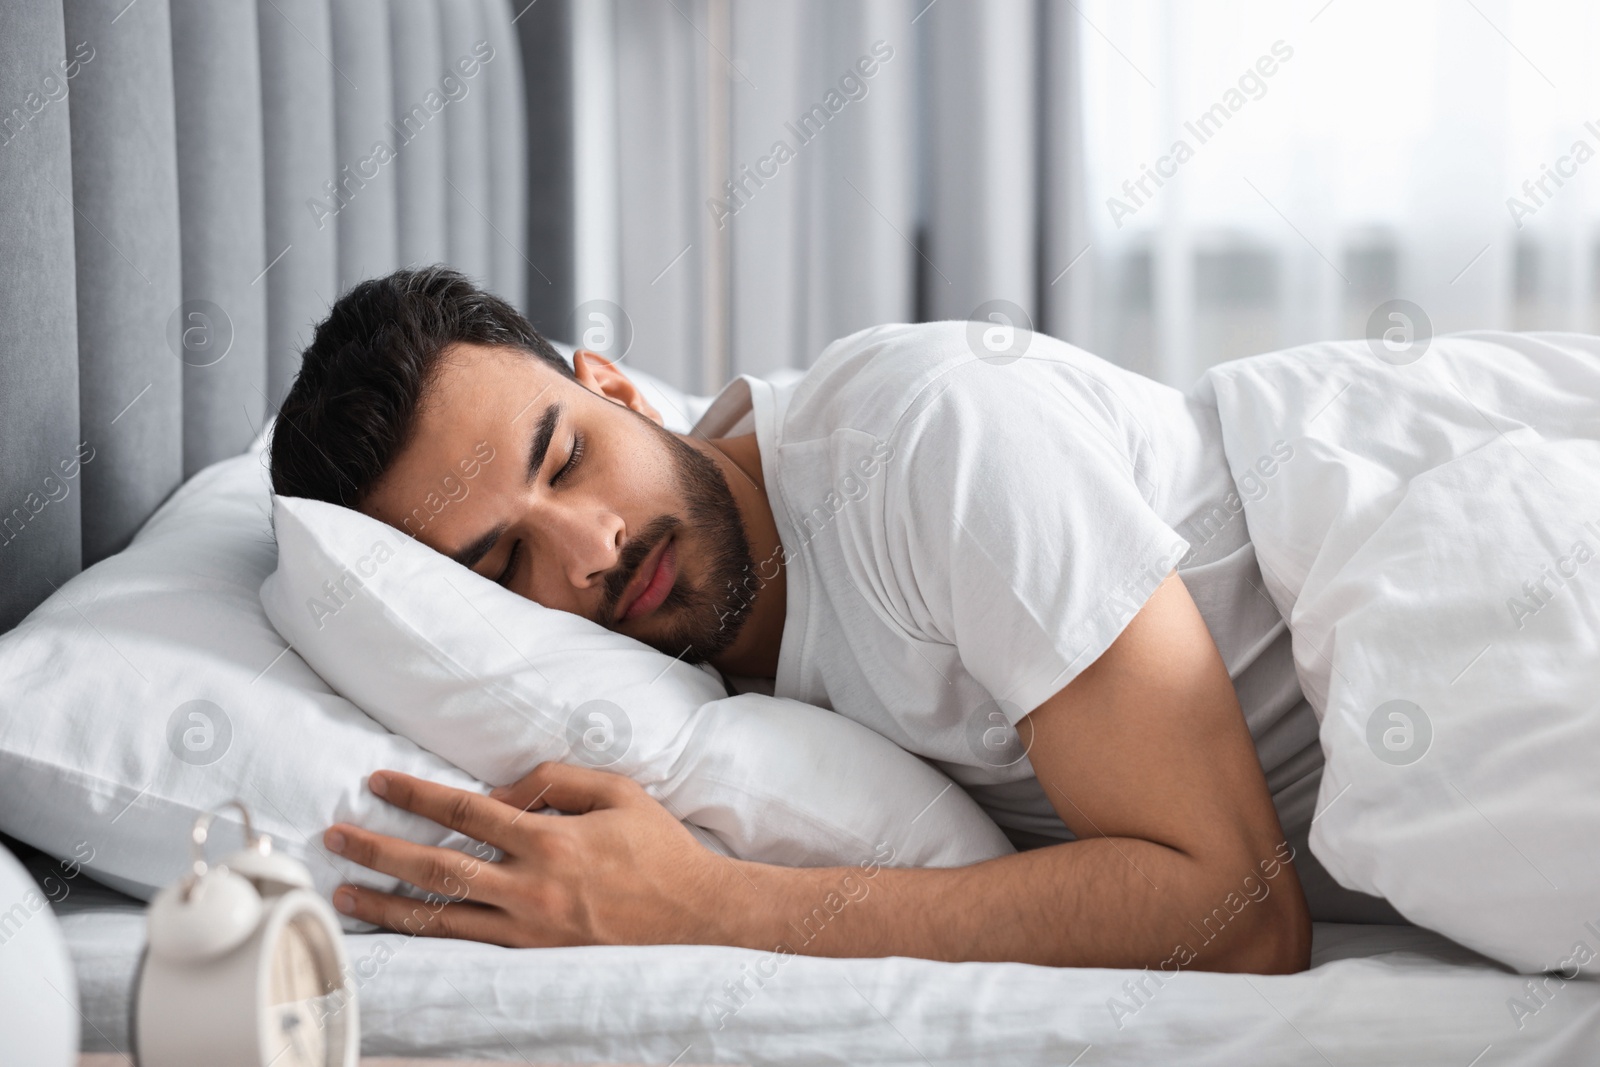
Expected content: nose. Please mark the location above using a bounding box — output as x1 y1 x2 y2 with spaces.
555 505 625 595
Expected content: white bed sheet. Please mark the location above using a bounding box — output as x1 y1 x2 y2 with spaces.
57 882 1599 1066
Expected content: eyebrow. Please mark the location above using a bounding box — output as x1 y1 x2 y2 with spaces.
525 401 562 486
448 400 563 571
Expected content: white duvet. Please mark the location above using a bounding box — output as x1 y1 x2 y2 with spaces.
1197 330 1600 977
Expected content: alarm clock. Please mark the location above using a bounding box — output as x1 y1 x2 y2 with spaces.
134 801 360 1067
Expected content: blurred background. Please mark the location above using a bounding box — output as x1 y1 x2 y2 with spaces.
568 0 1600 392
6 0 1597 473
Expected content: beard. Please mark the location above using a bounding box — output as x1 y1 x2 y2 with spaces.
603 414 759 663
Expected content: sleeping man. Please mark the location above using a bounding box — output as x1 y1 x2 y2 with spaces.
270 266 1391 974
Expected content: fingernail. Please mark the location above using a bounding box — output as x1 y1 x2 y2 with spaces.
333 888 356 914
488 786 509 801
368 773 388 797
324 830 346 854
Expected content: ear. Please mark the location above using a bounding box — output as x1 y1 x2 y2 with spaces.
572 350 664 426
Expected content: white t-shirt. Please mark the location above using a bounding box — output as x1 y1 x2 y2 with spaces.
694 322 1323 851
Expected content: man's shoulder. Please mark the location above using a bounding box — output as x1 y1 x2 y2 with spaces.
784 320 1143 447
784 321 999 444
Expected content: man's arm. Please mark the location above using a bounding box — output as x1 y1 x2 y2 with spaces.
324 571 1311 972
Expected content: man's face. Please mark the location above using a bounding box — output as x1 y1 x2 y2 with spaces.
362 343 756 663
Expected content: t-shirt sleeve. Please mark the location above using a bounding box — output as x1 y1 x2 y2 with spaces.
881 362 1190 723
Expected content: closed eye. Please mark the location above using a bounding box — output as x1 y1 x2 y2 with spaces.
497 434 584 586
554 432 585 485
496 540 521 588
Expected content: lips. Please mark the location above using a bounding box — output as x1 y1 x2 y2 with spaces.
617 535 676 623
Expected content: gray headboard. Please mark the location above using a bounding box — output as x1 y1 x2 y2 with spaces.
0 0 570 633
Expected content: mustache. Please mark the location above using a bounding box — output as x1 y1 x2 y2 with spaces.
605 514 679 623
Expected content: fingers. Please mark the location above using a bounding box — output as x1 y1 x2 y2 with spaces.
489 761 641 815
324 823 499 902
331 883 510 944
367 771 516 850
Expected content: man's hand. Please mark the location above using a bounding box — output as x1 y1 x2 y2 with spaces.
326 570 1312 973
322 763 748 947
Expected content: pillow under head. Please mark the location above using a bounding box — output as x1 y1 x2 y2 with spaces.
261 495 1013 869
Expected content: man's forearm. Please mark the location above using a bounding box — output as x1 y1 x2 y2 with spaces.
330 759 1310 971
710 835 1308 973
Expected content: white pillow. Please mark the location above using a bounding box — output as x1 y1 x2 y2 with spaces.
0 448 494 923
1200 330 1600 976
260 495 1014 869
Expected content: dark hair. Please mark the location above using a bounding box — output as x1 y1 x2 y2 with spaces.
269 266 574 508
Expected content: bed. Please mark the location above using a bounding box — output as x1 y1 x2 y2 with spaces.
28 839 1593 1065
4 357 1592 1065
6 4 1600 1064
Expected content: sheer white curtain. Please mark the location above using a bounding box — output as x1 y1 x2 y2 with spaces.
1078 0 1600 386
573 0 1597 394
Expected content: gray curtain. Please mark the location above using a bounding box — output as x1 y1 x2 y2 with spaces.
614 0 709 392
513 0 571 338
920 0 1036 324
729 0 919 380
607 0 923 390
585 0 1084 393
0 0 560 633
